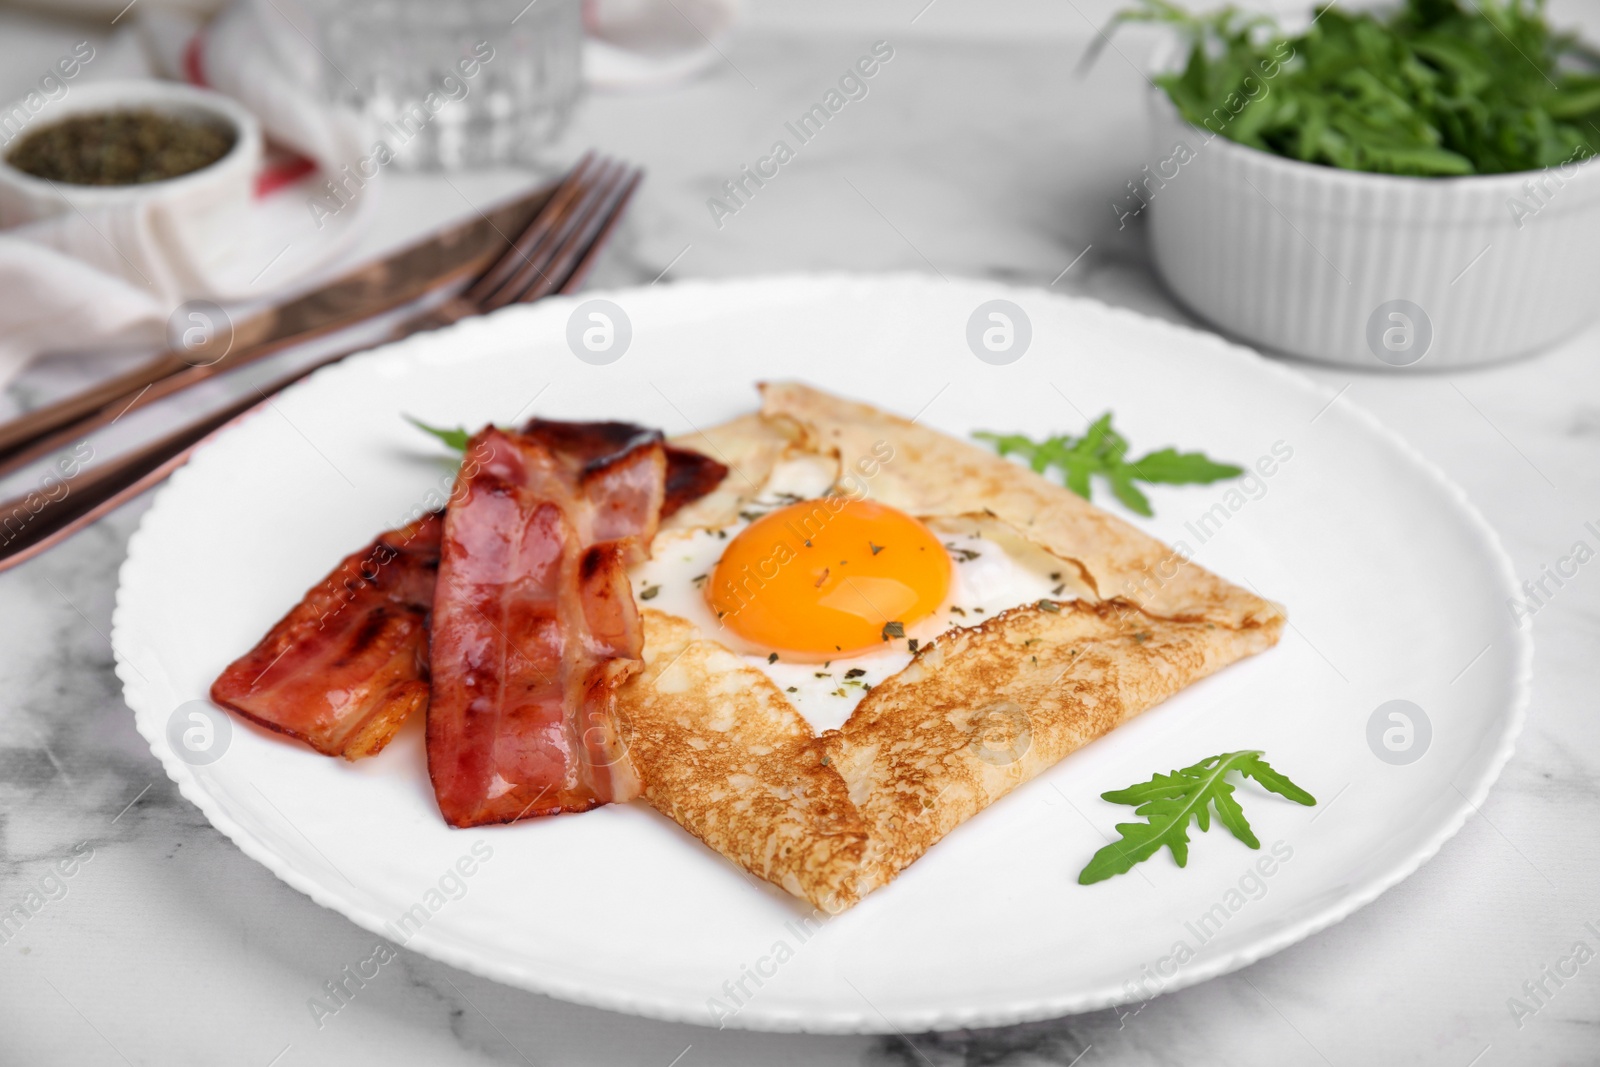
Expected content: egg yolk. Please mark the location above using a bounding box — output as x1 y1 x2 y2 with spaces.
706 498 951 659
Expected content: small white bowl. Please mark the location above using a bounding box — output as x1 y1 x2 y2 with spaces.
1141 50 1600 369
0 80 262 285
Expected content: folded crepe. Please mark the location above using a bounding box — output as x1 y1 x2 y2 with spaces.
624 610 869 912
617 382 1284 911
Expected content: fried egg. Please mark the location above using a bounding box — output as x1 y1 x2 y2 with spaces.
707 497 951 659
631 456 1072 731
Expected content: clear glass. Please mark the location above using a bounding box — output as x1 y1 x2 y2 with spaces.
303 0 583 169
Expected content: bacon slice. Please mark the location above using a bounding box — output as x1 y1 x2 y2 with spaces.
663 443 729 517
520 418 727 520
426 426 673 826
209 424 727 775
210 512 441 760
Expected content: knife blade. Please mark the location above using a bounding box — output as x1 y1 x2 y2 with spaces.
0 179 558 466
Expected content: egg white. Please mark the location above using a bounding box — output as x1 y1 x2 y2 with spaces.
631 458 1072 733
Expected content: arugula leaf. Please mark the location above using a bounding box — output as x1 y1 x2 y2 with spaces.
1095 0 1600 176
1127 448 1244 485
406 415 471 452
1107 468 1153 515
1058 451 1096 499
1078 750 1316 885
974 414 1242 517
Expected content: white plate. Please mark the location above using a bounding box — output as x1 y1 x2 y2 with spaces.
112 274 1530 1033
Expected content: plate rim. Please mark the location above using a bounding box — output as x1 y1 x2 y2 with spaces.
111 272 1533 1033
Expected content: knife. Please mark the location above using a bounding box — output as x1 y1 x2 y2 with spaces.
0 179 557 474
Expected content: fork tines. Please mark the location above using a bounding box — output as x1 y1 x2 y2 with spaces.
468 155 643 311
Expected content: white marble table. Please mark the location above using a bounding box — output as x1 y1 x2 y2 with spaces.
3 10 1599 1067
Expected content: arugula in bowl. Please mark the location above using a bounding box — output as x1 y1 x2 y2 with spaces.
1102 0 1600 176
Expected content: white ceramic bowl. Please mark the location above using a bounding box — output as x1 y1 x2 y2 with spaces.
0 80 261 277
1143 56 1600 369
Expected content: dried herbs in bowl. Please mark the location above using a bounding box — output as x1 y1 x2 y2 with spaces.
7 109 237 186
1101 0 1600 176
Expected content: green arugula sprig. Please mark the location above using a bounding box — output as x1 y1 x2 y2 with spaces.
974 413 1242 517
406 415 473 451
1096 0 1600 176
1078 750 1316 884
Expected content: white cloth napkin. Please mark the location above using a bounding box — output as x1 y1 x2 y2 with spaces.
0 0 372 387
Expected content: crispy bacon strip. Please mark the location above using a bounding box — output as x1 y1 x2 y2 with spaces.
210 512 442 759
426 425 679 826
209 423 727 773
520 418 727 519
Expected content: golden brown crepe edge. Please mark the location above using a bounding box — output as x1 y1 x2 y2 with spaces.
756 380 1285 633
818 598 1282 902
619 610 870 913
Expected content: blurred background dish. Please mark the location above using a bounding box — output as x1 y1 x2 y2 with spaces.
0 79 261 274
292 0 743 167
1134 1 1600 369
298 0 585 169
1145 74 1600 369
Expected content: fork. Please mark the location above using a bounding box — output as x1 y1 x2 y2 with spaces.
0 155 644 573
